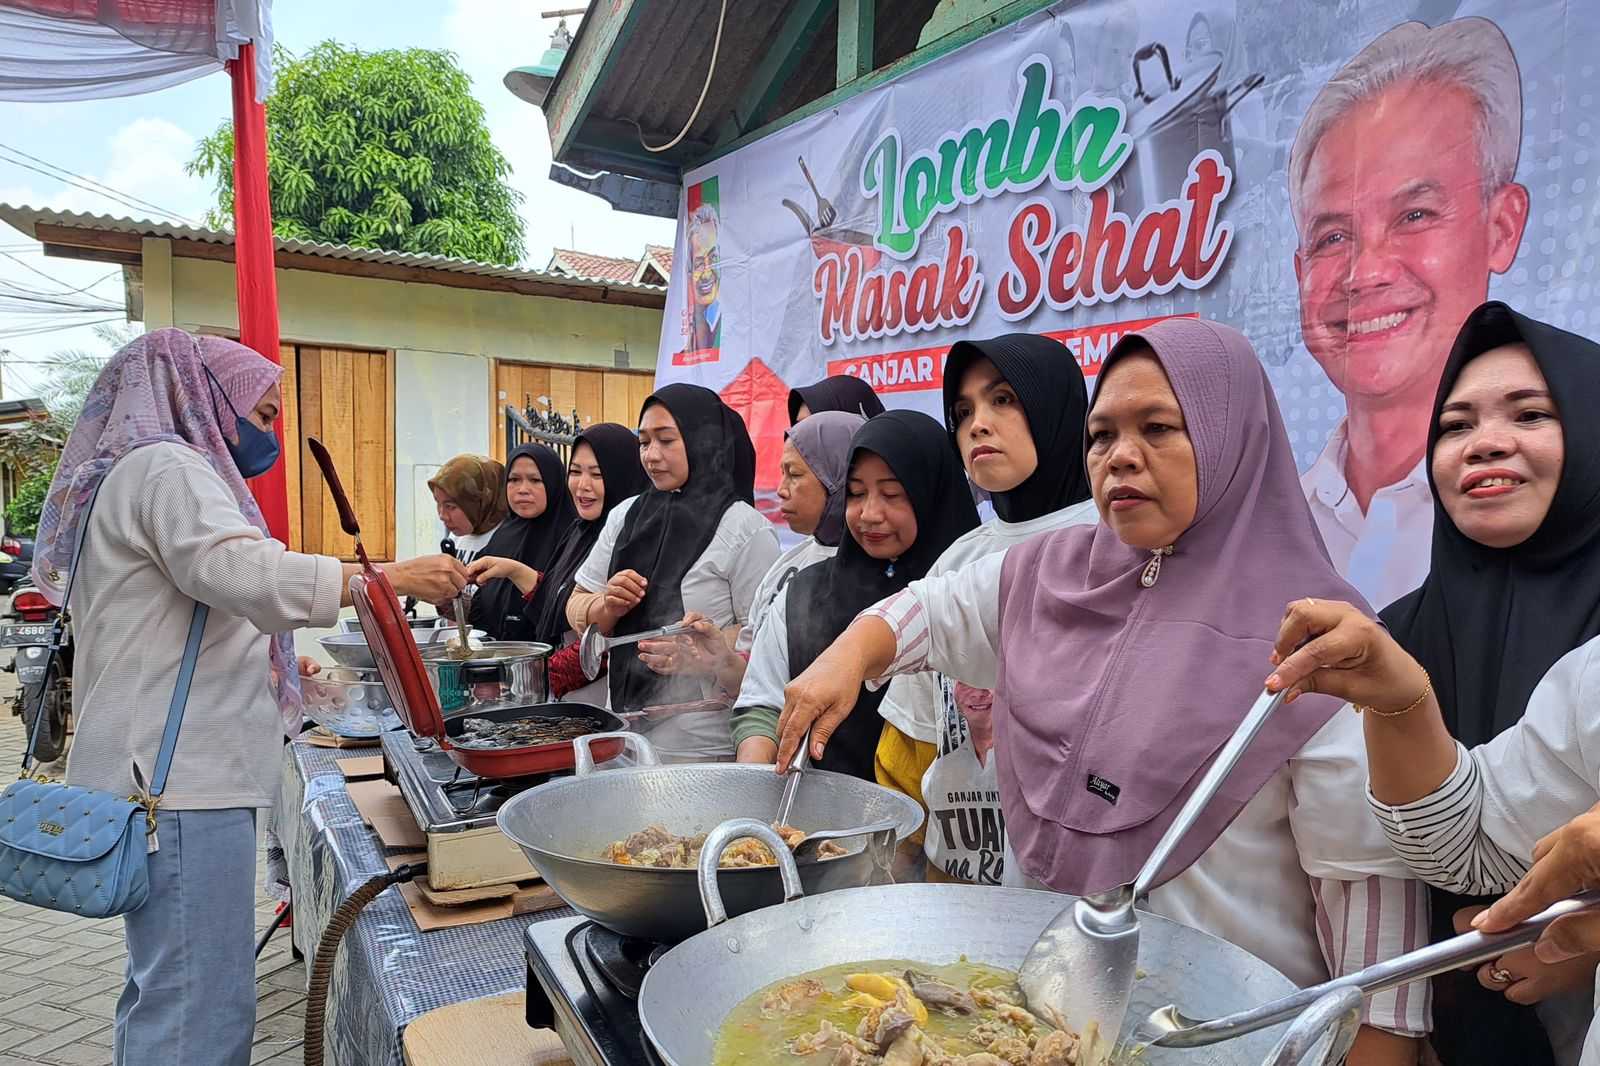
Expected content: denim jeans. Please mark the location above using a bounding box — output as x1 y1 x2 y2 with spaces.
114 808 257 1066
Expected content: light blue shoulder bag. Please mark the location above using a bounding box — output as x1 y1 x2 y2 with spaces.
0 482 208 918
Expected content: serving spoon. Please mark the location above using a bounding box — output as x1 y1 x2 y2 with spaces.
577 621 693 680
1136 890 1600 1048
1018 687 1289 1059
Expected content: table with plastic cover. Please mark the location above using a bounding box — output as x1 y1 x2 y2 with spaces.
278 736 573 1066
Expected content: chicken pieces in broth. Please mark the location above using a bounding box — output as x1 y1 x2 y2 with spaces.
604 824 848 868
713 960 1085 1065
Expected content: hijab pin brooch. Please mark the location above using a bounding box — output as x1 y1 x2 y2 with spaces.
1140 546 1174 588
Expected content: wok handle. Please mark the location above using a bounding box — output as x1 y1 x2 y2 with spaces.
1157 890 1600 1047
1220 73 1266 119
1261 987 1362 1066
306 438 362 540
697 819 804 928
572 730 659 775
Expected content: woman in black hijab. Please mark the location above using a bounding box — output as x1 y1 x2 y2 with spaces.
565 384 780 759
734 410 979 780
466 443 577 639
1267 302 1600 1066
788 374 885 424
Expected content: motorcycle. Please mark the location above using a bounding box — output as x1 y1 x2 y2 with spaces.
4 578 70 764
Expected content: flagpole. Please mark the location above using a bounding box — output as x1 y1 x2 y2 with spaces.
227 42 291 544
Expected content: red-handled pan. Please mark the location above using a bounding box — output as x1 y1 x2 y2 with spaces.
304 438 624 777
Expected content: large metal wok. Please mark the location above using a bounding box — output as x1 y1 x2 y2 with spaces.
639 820 1324 1066
495 732 924 941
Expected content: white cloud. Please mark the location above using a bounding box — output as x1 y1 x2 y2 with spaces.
440 0 677 264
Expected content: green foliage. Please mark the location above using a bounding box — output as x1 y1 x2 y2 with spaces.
189 43 526 265
6 467 51 537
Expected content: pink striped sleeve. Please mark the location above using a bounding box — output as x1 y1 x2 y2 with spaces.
858 588 932 687
1310 874 1432 1036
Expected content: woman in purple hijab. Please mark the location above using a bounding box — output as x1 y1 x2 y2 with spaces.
776 319 1432 1062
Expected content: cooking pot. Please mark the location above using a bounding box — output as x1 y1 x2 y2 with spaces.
1113 43 1263 218
318 626 485 670
495 732 924 941
638 820 1336 1066
418 640 550 711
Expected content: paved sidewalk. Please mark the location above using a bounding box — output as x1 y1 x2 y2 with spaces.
0 694 309 1065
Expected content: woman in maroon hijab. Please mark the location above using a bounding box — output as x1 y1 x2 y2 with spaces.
776 319 1432 1063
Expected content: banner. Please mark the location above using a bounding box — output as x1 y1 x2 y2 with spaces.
657 0 1584 610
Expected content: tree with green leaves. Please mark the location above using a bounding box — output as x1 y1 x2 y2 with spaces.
190 43 526 265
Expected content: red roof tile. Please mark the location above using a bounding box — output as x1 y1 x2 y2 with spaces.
546 248 638 283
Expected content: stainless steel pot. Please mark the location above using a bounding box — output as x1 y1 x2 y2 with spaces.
318 626 485 670
637 820 1323 1066
418 640 550 712
1113 43 1263 217
495 732 925 941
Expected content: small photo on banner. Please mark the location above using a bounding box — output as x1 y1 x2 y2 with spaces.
676 176 722 366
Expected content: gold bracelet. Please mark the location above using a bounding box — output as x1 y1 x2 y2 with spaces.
1355 669 1432 718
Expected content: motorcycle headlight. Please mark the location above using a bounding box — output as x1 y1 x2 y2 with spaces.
17 646 46 661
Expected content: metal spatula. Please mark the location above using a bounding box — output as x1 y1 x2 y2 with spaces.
1017 687 1289 1059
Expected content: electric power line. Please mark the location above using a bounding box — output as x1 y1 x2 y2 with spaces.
0 255 119 296
0 141 200 225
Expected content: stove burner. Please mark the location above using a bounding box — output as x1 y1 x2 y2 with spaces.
440 775 534 818
579 925 669 1000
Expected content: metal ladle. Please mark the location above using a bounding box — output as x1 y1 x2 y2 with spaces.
1018 688 1289 1060
577 622 693 680
1136 890 1600 1049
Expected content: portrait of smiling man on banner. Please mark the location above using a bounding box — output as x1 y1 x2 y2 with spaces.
1290 16 1529 609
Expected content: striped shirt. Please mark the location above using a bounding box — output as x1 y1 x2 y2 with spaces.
861 555 1432 1035
1369 636 1600 896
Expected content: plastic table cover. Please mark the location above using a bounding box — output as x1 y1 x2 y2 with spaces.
278 738 574 1066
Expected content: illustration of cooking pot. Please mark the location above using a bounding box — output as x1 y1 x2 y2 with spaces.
1110 43 1264 219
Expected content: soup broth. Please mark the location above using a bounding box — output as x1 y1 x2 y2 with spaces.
712 958 1083 1064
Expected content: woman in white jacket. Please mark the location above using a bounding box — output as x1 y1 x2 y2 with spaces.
31 329 466 1065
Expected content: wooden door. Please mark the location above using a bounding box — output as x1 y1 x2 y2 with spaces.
491 361 655 461
286 345 395 561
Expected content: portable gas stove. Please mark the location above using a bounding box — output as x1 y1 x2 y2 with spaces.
380 728 562 892
524 916 670 1066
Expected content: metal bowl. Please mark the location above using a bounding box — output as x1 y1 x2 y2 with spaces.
300 667 401 738
318 627 486 670
419 640 552 712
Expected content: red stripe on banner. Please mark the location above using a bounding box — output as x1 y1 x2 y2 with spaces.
825 312 1197 393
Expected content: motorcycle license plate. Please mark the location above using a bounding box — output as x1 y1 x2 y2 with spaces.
0 624 51 647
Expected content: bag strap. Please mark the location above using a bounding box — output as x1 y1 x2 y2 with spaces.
19 479 103 773
19 479 209 790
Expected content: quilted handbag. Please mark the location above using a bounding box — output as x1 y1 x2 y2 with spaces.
0 481 209 919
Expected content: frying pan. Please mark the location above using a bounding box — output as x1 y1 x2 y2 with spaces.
303 438 625 777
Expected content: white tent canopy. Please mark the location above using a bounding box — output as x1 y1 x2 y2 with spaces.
0 1 271 102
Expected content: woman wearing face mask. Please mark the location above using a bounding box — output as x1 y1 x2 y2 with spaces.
464 444 578 640
565 384 780 760
731 410 978 778
28 330 467 1065
498 425 648 703
777 319 1429 1062
871 335 1099 877
788 373 885 423
428 454 507 564
1267 304 1600 1066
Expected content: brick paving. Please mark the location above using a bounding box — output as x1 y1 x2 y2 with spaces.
0 673 309 1065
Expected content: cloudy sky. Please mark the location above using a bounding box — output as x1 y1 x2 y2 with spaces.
0 0 676 399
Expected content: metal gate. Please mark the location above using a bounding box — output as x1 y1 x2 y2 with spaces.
505 401 581 464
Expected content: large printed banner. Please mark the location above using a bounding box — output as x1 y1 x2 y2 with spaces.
658 0 1590 612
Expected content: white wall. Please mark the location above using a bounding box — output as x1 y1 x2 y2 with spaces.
394 349 491 563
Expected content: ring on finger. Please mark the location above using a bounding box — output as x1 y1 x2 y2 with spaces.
1487 966 1516 986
